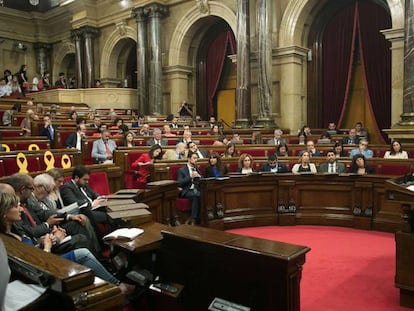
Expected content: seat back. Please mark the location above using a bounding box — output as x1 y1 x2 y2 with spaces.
88 171 110 195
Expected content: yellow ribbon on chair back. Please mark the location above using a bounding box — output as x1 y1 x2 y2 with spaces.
28 144 40 151
61 154 71 169
1 144 10 152
44 151 55 171
16 152 29 173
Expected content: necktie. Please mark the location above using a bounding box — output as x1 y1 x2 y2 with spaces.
329 164 335 173
21 205 37 227
49 126 54 140
104 142 112 157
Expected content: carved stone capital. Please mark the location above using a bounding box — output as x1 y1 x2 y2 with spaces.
132 7 147 23
144 3 168 19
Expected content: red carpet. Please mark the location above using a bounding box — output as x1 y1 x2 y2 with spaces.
228 226 412 311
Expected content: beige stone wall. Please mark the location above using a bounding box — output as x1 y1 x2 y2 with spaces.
0 0 405 130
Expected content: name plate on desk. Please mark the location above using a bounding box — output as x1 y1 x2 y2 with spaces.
107 203 149 212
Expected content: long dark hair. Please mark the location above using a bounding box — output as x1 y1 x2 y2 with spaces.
390 140 403 155
149 144 163 160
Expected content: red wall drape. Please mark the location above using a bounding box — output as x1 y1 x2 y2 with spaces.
322 1 391 139
322 4 357 126
357 2 391 143
206 31 236 117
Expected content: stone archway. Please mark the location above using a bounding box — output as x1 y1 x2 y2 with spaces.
166 2 236 112
52 40 75 83
100 23 137 83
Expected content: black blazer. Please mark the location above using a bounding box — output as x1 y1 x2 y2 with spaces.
64 132 80 149
261 163 289 173
60 180 99 207
39 124 58 141
177 165 201 196
205 165 228 178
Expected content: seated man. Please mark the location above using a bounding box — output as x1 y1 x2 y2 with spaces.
91 129 116 164
146 128 167 146
349 139 373 158
261 154 288 173
342 128 359 145
267 129 287 145
355 121 370 142
163 142 186 160
318 150 346 174
187 141 208 159
306 140 321 157
39 115 58 142
326 122 340 135
65 123 86 150
60 165 113 237
177 152 202 225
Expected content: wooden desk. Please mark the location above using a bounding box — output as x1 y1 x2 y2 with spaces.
395 231 414 309
157 225 310 311
198 173 403 232
0 233 123 310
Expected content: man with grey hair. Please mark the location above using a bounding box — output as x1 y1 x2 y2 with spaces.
267 129 287 145
147 127 167 146
163 142 186 160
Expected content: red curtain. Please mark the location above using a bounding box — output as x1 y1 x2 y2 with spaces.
322 4 357 126
357 2 391 143
322 1 391 139
206 31 236 117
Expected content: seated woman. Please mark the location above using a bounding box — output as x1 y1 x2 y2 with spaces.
276 143 289 157
351 154 375 175
384 140 408 159
221 142 237 158
297 132 307 145
333 141 347 157
212 135 228 146
120 131 136 147
0 192 134 295
210 124 222 136
238 153 255 174
291 151 317 174
131 144 163 185
205 152 228 178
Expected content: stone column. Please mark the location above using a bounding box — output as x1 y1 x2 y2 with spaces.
146 3 168 115
399 0 414 125
33 43 51 78
82 26 99 89
234 0 251 128
255 0 275 128
133 7 148 114
71 29 83 88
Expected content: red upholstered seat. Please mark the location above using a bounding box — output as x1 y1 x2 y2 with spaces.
88 171 110 195
176 198 191 212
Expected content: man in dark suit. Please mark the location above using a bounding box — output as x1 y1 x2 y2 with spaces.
261 154 289 173
177 151 201 225
342 128 359 145
60 165 111 237
318 150 346 174
188 141 208 159
146 128 167 146
65 123 86 150
39 115 58 142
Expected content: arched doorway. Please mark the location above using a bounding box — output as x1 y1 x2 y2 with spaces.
196 20 236 123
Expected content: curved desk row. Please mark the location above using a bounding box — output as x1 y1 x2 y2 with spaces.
198 173 407 232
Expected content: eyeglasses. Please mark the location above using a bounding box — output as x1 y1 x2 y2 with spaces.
42 185 51 194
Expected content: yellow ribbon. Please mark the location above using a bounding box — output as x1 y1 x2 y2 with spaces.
1 144 10 152
28 144 40 151
44 151 55 171
61 154 71 169
16 152 29 173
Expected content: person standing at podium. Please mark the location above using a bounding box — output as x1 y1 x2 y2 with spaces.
177 151 202 225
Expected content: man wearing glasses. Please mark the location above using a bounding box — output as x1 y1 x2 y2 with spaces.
349 139 373 158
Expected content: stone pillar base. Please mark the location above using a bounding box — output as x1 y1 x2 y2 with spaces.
254 117 277 128
398 112 414 126
233 118 252 128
